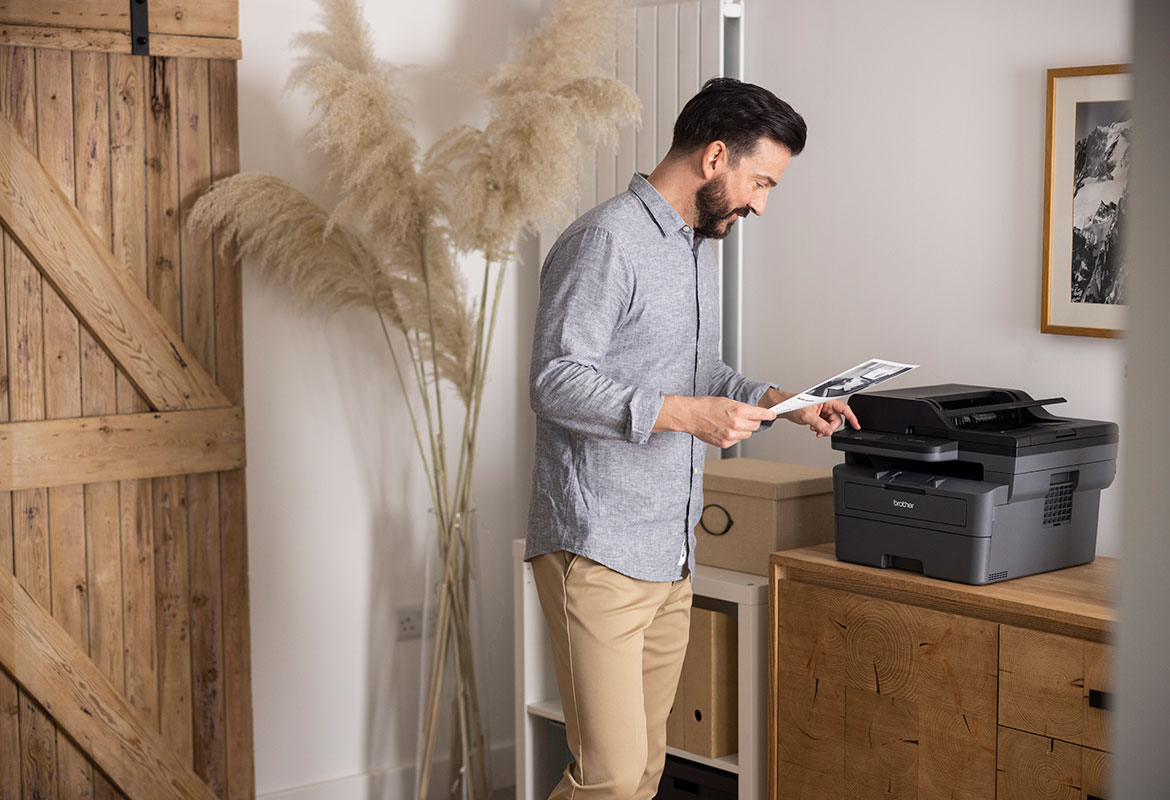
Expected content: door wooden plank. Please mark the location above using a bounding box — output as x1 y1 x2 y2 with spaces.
0 25 243 61
35 45 95 800
2 42 57 800
0 667 16 800
0 43 19 800
147 55 194 767
74 49 122 685
0 1 239 40
179 56 226 798
0 113 229 412
72 53 127 800
20 692 56 800
0 568 219 800
109 52 159 739
209 57 253 800
0 407 245 491
153 472 193 765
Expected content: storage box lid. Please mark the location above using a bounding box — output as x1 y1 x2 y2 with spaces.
703 458 833 499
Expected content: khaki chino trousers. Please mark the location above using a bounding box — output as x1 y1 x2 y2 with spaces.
531 551 693 799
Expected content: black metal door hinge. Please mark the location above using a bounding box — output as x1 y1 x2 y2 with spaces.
130 0 150 55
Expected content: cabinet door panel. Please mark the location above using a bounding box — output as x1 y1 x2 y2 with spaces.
774 581 996 799
999 625 1085 743
996 726 1081 800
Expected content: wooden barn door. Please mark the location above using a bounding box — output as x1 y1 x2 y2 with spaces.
0 5 252 799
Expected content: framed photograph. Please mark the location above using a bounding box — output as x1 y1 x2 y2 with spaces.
1041 64 1131 338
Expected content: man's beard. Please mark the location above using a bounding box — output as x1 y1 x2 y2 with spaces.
693 175 751 240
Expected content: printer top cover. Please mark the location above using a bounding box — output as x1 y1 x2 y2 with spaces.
833 383 1118 463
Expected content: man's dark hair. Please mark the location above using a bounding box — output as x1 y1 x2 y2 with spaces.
669 77 806 162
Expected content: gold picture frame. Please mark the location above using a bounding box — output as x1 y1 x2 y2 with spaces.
1041 64 1131 338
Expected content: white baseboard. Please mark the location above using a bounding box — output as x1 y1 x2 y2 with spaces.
258 742 515 800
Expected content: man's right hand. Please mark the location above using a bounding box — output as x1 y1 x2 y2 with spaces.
653 395 777 448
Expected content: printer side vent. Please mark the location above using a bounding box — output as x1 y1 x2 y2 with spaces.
987 570 1009 582
1043 480 1076 526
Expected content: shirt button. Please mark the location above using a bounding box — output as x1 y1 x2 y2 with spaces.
693 467 699 475
683 225 691 233
697 358 702 366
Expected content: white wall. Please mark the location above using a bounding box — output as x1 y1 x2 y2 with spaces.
738 0 1132 556
239 1 544 796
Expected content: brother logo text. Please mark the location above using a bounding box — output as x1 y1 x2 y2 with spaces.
892 499 915 510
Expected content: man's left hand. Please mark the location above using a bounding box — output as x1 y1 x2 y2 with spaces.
759 389 861 438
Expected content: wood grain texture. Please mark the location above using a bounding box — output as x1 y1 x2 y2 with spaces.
770 551 1116 800
999 625 1085 743
0 666 17 800
209 56 253 800
72 57 126 800
918 702 995 799
35 44 97 800
0 24 242 60
0 112 229 411
1082 640 1113 753
179 55 226 798
1081 746 1109 800
3 42 57 800
0 566 219 800
146 55 194 767
108 53 150 418
0 99 12 798
776 671 844 782
771 545 1116 642
153 473 192 764
20 691 56 800
996 726 1080 800
109 52 160 742
776 581 997 718
773 575 997 799
1 35 250 799
844 687 918 799
0 407 245 491
0 2 238 40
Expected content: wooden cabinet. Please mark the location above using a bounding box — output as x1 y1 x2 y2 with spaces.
769 544 1116 799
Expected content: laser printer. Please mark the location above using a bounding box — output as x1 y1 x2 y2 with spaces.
830 384 1118 584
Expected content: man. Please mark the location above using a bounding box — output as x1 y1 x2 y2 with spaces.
526 77 858 798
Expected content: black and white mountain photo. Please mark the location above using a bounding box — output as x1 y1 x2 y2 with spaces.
1071 99 1130 305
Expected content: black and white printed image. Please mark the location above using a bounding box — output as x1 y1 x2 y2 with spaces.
804 359 915 399
1071 99 1130 305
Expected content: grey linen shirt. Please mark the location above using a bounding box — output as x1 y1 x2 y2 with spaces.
525 173 776 582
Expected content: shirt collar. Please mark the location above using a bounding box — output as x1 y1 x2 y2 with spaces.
628 173 695 240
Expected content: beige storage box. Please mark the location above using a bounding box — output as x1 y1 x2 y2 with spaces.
695 458 834 575
666 607 737 758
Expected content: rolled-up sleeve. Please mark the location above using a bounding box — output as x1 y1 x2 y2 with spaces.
530 226 665 443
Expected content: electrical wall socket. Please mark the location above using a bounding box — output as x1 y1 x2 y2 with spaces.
397 604 426 641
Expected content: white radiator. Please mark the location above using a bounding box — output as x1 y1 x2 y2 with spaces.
572 0 747 415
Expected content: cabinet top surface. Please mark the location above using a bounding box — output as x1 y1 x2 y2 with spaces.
771 544 1116 636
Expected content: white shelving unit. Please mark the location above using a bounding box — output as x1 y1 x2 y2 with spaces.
513 540 768 799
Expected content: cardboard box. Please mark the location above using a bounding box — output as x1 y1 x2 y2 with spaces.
695 458 834 575
666 607 737 759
